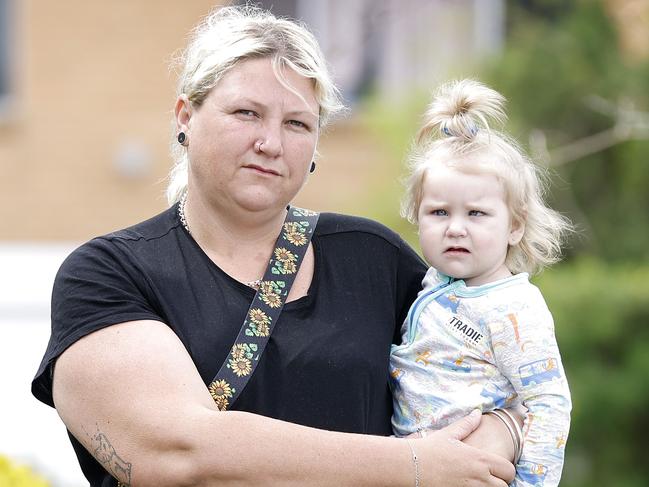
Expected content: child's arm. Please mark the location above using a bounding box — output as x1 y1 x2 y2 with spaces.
489 294 571 487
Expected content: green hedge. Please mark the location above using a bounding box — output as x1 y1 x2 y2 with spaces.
534 258 649 487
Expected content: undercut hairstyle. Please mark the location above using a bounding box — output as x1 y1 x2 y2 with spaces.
402 79 572 275
166 4 345 204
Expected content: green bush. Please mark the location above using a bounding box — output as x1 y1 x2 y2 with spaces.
484 1 649 265
0 455 50 487
534 258 649 487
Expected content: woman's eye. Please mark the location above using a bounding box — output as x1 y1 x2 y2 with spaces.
287 119 308 129
469 210 486 216
236 109 257 117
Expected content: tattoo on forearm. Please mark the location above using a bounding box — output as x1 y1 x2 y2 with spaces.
83 425 133 486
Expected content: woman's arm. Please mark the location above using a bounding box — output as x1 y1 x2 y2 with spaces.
53 320 514 486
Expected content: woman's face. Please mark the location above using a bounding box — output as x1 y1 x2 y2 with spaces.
177 57 320 214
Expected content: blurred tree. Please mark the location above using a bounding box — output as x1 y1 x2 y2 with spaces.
536 260 649 487
486 0 649 263
481 2 649 486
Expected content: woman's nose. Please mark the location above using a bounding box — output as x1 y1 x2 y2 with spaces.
256 125 284 157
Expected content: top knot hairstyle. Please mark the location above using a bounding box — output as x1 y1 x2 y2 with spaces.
417 79 506 143
402 79 572 275
166 4 345 204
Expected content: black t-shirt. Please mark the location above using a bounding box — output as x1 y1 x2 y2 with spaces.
32 206 426 486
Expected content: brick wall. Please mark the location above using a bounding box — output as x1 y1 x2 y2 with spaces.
1 0 223 240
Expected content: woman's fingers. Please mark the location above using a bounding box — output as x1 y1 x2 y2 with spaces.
436 409 482 441
490 457 516 485
408 412 516 486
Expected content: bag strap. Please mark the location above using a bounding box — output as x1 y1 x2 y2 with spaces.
207 206 320 411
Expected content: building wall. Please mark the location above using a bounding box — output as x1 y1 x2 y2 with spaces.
0 0 503 241
1 0 223 240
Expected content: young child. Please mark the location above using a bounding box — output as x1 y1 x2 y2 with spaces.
390 79 572 487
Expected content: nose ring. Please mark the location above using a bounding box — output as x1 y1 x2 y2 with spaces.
254 140 264 153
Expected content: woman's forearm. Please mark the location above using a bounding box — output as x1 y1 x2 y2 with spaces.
173 409 412 487
53 320 512 486
151 407 513 487
53 320 412 486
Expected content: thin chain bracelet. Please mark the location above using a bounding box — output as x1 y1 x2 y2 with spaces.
405 439 420 487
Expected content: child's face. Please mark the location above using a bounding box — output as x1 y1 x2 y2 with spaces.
417 164 523 286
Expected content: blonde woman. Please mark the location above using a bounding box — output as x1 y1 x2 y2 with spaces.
390 79 572 487
33 7 517 487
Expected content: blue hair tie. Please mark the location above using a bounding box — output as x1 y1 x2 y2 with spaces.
442 121 479 138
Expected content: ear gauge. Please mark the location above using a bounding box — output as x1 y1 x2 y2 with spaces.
309 161 316 173
177 132 188 146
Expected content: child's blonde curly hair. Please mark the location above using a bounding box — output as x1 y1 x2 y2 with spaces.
402 79 572 275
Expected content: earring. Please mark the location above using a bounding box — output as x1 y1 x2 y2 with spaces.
310 161 316 173
177 132 188 146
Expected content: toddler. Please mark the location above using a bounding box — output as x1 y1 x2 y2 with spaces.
390 79 572 487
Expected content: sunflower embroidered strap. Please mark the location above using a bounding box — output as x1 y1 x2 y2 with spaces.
208 206 319 411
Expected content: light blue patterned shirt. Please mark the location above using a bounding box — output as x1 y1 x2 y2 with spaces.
390 268 571 487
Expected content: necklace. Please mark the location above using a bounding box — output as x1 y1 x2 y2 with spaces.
178 192 191 235
178 192 262 290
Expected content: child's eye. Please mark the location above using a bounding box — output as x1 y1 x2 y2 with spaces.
469 210 486 216
431 209 448 216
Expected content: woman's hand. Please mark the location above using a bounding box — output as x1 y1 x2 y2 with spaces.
414 410 516 486
416 406 525 465
464 407 525 462
462 412 515 460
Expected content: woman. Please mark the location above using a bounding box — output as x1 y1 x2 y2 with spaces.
32 6 517 486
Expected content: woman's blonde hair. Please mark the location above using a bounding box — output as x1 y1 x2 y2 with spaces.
166 4 345 204
402 79 572 275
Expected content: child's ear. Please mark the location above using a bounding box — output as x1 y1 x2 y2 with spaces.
509 218 525 246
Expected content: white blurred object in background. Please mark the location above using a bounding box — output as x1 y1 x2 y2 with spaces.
0 243 86 487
